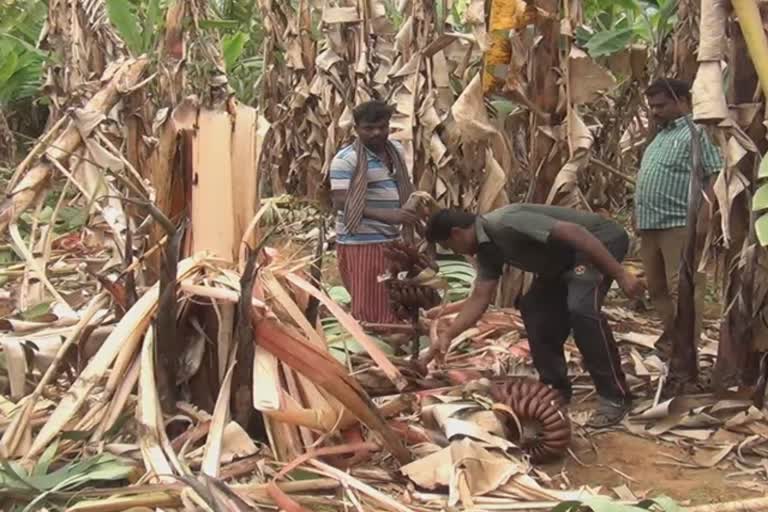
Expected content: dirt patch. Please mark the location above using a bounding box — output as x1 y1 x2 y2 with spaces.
542 431 760 505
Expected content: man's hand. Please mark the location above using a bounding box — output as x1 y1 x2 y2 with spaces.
617 270 645 299
418 331 451 370
364 207 420 226
392 208 420 225
434 332 451 365
418 280 497 370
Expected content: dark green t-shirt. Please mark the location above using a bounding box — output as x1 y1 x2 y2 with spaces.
475 204 626 280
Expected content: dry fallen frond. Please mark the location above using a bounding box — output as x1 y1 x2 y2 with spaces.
250 314 411 465
0 57 150 233
24 254 209 461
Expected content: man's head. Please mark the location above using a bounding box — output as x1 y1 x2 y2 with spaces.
425 209 479 255
353 100 393 151
645 78 691 125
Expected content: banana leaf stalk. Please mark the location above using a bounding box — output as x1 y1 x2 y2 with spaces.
250 312 412 465
731 0 768 403
285 272 408 391
732 0 768 99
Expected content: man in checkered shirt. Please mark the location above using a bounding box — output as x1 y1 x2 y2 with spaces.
635 78 723 352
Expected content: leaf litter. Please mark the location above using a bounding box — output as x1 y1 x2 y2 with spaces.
3 205 767 510
1 2 767 512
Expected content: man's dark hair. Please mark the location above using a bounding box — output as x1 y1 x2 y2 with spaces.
645 78 691 101
353 100 394 125
425 209 477 242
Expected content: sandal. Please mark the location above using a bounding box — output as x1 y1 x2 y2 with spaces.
586 397 631 428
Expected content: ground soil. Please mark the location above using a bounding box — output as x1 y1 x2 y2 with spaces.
542 431 760 505
541 278 755 508
545 273 751 507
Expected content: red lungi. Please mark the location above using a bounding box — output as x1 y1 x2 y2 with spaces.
337 242 398 324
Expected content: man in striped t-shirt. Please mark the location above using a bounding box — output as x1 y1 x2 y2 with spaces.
330 100 418 323
635 79 723 351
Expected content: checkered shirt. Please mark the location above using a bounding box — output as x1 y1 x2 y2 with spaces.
635 115 723 231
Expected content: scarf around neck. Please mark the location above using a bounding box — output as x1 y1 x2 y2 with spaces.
343 139 414 235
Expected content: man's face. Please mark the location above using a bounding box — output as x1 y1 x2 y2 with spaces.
439 228 475 255
648 92 685 125
356 118 390 150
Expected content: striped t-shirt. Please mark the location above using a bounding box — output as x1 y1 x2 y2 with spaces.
635 115 723 230
330 142 405 245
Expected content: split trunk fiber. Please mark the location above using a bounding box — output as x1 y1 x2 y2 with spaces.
665 0 729 389
712 0 768 391
713 6 768 391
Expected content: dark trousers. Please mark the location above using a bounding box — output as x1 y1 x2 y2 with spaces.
518 234 631 404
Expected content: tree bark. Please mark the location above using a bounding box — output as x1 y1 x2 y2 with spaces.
527 1 563 204
713 20 760 390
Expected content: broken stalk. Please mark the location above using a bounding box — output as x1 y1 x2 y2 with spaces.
304 221 325 327
667 115 705 394
110 194 187 412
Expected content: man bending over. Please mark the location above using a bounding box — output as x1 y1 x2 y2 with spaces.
425 204 644 427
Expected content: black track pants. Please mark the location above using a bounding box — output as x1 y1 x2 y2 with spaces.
518 234 631 404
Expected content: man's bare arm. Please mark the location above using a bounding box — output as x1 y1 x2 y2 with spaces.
332 190 418 225
422 278 497 366
442 279 497 341
550 222 624 280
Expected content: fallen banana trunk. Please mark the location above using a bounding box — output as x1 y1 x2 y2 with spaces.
250 314 412 465
65 478 342 512
0 57 150 233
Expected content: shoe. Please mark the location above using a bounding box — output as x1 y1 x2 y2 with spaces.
586 397 631 428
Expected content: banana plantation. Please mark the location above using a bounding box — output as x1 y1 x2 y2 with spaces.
3 0 768 510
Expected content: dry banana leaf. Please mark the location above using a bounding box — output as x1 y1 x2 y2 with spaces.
285 273 408 390
0 58 149 233
250 314 411 465
24 255 207 460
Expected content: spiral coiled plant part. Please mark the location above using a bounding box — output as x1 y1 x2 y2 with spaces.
490 378 571 463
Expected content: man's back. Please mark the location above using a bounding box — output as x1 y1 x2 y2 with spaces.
478 204 625 277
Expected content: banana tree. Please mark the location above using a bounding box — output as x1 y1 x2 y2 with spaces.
579 0 677 67
681 0 768 397
0 0 48 158
0 1 46 106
